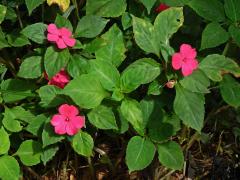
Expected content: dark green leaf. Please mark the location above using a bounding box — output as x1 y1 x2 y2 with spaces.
41 144 59 165
224 0 240 22
25 0 44 15
67 55 89 78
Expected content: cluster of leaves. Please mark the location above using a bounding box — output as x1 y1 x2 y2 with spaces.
0 0 240 179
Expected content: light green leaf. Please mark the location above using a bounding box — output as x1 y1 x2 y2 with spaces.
0 5 7 24
174 84 205 132
188 0 225 22
95 24 126 67
72 131 94 157
224 0 240 22
180 70 210 93
126 136 155 172
3 108 22 132
63 74 109 109
75 15 109 38
120 99 145 135
44 46 70 78
0 156 20 180
42 122 65 148
21 23 47 44
41 144 59 165
89 59 120 91
18 56 42 79
121 12 132 30
0 127 10 155
220 75 240 107
88 105 118 130
86 0 127 17
67 55 89 78
26 114 47 136
16 140 42 166
120 58 161 93
199 54 240 82
157 141 184 170
139 0 157 14
201 22 229 50
25 0 44 15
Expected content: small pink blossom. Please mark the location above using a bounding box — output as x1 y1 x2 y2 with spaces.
45 69 70 89
165 80 176 89
51 104 85 136
155 3 169 13
47 24 76 49
172 44 199 76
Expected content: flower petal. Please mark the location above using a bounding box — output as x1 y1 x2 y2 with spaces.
51 114 65 126
180 44 197 59
182 63 194 76
172 53 183 70
56 38 67 49
58 104 79 117
71 116 85 129
47 33 59 42
188 59 198 70
47 24 59 35
54 124 67 135
59 27 72 37
63 37 76 47
66 122 79 136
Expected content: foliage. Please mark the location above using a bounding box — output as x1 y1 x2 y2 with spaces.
0 0 240 178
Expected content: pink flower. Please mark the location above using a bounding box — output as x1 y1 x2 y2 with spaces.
45 69 70 89
172 44 199 76
47 24 76 49
155 3 169 13
51 104 85 136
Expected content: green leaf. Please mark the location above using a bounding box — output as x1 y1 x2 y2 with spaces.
44 46 70 78
75 15 109 38
38 85 65 107
121 12 132 30
126 136 155 172
154 7 184 49
67 55 89 78
201 22 229 50
3 108 22 132
41 144 59 165
0 79 36 103
88 105 118 130
139 0 157 14
25 0 44 15
54 14 73 31
26 114 47 136
18 56 42 79
0 29 9 48
0 5 7 24
63 74 109 109
7 33 30 47
188 0 225 22
0 156 20 180
21 23 47 44
220 75 240 107
229 25 240 47
199 54 240 82
132 16 158 55
42 122 65 148
157 141 184 170
147 80 163 96
86 0 127 17
89 59 120 91
120 58 161 93
120 99 145 135
224 0 240 22
174 84 205 132
16 140 42 166
180 70 210 93
0 127 10 155
4 106 34 123
95 24 126 67
72 131 94 157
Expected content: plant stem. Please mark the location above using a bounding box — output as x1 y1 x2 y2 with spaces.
87 157 95 180
222 42 230 56
16 6 23 29
72 0 80 20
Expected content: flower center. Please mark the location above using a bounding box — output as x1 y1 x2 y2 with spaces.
59 35 63 38
65 117 70 122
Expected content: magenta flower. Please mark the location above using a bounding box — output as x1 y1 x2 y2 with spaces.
47 24 76 49
45 69 70 89
172 44 199 76
155 3 169 13
51 104 85 136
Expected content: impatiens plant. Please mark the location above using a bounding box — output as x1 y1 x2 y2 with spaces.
0 0 240 179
